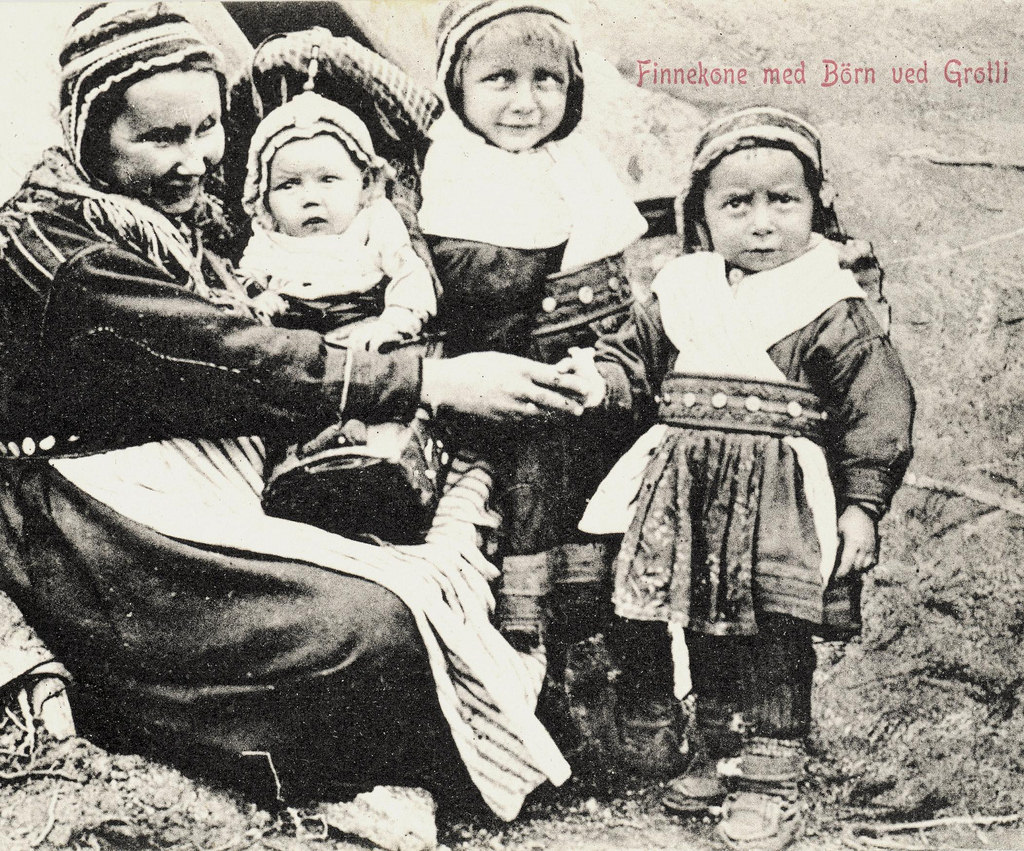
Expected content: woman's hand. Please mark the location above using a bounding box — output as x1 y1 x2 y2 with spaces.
421 352 588 422
834 504 878 580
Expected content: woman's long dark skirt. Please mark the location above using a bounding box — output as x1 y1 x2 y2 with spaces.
0 462 476 806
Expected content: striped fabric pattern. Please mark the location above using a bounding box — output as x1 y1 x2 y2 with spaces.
52 436 567 820
690 106 823 177
435 0 574 82
58 2 223 178
426 453 501 550
252 31 443 154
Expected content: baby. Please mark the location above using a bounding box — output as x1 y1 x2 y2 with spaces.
242 91 441 544
240 91 436 352
568 106 914 849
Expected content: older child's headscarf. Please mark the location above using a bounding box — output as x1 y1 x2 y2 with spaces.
241 91 394 233
420 0 646 269
677 106 844 254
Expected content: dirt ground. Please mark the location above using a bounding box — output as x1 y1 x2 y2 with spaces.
3 1 1024 849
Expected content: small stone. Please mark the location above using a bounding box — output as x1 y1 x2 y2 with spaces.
320 786 437 851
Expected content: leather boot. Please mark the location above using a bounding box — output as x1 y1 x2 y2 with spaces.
661 714 742 815
717 737 806 851
616 693 684 777
497 553 553 651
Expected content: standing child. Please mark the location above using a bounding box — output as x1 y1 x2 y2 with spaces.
239 90 436 350
568 107 914 849
418 0 648 683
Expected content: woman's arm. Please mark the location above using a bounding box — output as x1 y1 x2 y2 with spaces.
2 209 585 452
35 242 420 447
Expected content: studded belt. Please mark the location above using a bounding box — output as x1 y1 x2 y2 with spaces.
0 433 85 459
657 373 827 442
532 254 634 341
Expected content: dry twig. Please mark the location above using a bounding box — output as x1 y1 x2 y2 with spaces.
898 148 1024 171
903 473 1024 518
842 812 1024 851
29 789 59 848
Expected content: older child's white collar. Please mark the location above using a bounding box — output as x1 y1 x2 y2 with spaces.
418 110 646 270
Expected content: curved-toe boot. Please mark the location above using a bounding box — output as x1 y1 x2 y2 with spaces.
717 737 806 851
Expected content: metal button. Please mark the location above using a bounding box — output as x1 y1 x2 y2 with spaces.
68 435 80 443
578 286 594 305
682 392 697 408
39 435 56 451
600 315 618 332
542 296 557 313
21 437 35 456
7 442 19 458
608 276 620 291
745 396 762 412
711 392 728 409
662 393 672 405
787 401 803 418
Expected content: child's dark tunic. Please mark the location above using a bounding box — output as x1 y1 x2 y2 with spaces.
591 252 914 638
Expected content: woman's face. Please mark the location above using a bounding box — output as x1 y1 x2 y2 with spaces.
104 69 224 216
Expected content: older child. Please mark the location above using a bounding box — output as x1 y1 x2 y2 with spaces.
568 107 914 849
240 90 436 351
418 0 648 679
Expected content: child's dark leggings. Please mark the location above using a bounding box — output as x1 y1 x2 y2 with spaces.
612 613 816 740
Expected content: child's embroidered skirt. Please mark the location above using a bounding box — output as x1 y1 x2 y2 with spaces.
612 374 859 637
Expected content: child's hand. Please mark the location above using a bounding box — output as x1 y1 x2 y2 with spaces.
327 320 406 353
834 504 878 580
560 347 607 408
251 290 288 323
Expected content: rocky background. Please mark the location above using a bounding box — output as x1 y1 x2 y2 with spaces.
2 1 1024 849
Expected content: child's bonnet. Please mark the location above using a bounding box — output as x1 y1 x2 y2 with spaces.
238 91 436 331
239 93 397 298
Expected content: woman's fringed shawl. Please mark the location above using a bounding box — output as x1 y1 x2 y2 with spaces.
0 147 256 317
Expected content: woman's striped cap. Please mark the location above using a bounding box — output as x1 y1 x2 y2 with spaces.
59 2 223 177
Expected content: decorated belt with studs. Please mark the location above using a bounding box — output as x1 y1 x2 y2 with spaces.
657 373 827 442
532 255 634 339
0 434 83 459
